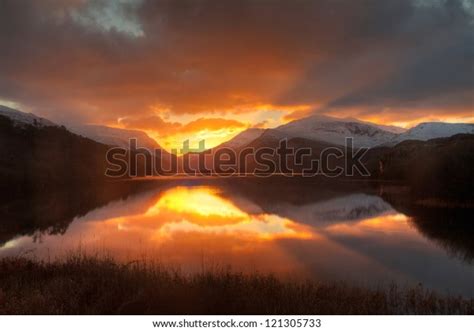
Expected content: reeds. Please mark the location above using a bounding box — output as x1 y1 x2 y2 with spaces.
0 255 472 314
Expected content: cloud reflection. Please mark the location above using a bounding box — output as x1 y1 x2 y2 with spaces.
1 183 474 295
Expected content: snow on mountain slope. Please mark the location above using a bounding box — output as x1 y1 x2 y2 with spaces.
385 122 474 146
216 128 265 149
0 106 166 152
0 105 57 127
355 119 406 134
68 125 163 152
273 115 398 148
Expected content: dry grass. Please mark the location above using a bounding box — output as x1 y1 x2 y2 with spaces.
0 255 472 315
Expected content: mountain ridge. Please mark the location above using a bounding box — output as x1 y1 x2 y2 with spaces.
0 105 57 128
385 122 474 146
0 106 164 153
68 124 163 152
3 106 473 153
218 115 473 151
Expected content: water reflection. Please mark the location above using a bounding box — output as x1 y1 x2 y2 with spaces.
1 179 473 295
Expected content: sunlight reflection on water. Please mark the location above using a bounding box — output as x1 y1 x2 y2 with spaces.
1 183 474 295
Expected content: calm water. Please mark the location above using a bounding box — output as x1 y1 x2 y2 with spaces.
1 179 473 296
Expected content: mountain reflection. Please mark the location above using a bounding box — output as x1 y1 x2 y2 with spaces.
1 179 473 295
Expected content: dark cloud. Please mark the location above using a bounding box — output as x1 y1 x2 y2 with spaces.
324 0 474 113
0 0 472 126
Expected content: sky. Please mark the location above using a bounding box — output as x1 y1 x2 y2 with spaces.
0 0 473 150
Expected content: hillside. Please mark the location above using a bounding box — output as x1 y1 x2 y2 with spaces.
0 105 56 128
68 124 164 153
386 122 474 146
0 115 113 190
373 134 474 199
272 115 398 148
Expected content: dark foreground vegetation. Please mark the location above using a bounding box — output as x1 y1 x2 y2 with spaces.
0 256 473 315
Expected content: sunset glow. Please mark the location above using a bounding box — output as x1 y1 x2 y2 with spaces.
1 0 474 318
0 0 472 151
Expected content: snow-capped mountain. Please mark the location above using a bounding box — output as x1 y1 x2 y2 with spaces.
0 106 165 152
0 105 57 128
271 115 399 148
354 119 406 134
231 115 473 149
68 124 162 152
385 122 474 146
216 128 265 149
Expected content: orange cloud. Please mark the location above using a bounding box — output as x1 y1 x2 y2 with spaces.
119 115 181 134
252 120 269 128
118 115 249 151
283 109 314 122
119 115 247 134
0 0 472 132
180 118 247 134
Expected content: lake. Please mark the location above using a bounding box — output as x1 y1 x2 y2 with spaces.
1 178 473 296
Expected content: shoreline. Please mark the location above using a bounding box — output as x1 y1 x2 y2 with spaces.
1 256 472 315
